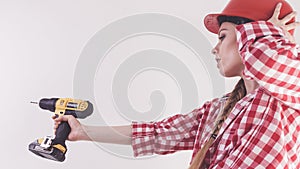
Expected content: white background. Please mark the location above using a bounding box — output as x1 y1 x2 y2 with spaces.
1 0 299 169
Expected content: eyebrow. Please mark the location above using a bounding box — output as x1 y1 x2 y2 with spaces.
218 28 228 35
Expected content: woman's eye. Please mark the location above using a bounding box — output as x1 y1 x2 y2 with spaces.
218 35 225 41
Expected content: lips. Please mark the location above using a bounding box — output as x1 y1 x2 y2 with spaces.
215 58 221 68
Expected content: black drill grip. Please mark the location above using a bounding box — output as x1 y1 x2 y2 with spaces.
52 121 71 147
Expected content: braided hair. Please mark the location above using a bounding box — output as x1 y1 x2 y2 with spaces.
188 16 252 169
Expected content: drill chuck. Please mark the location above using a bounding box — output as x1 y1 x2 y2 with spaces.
38 98 59 112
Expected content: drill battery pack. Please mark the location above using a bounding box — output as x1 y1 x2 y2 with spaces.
28 136 66 162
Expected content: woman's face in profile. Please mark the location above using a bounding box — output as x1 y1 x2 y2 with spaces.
212 22 244 77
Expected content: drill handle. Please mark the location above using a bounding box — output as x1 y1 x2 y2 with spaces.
52 121 71 147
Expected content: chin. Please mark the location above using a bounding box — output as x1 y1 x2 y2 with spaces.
218 65 243 77
219 69 240 77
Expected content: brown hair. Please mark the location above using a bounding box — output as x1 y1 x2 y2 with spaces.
188 78 246 169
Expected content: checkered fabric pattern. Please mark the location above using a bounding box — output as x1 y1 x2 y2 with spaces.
131 21 300 168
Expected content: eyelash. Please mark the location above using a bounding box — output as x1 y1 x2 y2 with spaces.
218 35 225 41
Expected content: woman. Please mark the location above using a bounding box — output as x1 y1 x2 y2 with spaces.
53 0 300 168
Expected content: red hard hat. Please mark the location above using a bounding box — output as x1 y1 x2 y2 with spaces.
204 0 295 34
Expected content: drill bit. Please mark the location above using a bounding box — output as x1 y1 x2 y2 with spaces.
30 101 38 104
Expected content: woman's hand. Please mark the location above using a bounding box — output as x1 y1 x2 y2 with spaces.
268 3 300 43
53 115 132 144
52 115 87 141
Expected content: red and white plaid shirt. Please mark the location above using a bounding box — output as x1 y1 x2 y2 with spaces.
131 21 300 168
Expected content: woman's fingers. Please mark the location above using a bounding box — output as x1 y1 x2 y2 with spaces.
53 115 68 122
52 115 75 128
269 2 297 27
270 3 282 20
53 121 61 127
285 22 300 31
52 115 74 135
281 11 297 24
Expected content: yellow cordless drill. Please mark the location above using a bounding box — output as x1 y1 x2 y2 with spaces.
28 98 93 162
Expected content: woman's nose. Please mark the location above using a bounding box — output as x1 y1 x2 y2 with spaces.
211 48 217 55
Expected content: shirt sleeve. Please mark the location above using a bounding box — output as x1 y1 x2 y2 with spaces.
236 21 300 110
131 100 212 157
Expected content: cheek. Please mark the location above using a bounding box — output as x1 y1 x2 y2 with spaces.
219 43 238 62
219 44 244 76
224 55 244 75
222 38 240 61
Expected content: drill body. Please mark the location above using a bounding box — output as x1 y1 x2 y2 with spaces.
28 98 93 162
